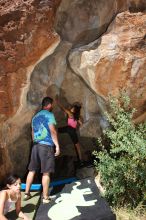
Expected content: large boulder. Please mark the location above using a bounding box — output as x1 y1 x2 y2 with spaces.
0 0 61 119
27 42 103 160
0 0 61 180
69 11 146 119
55 0 126 46
0 0 146 181
55 0 146 47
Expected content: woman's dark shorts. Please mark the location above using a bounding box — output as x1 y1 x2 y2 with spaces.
58 126 78 144
28 144 55 173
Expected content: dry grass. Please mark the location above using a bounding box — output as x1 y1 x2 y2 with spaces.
94 173 146 220
114 205 146 220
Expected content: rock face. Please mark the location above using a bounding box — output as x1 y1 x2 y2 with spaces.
27 41 102 160
55 0 126 47
55 0 146 47
0 0 61 180
128 0 146 12
0 0 61 119
0 0 146 181
69 11 146 118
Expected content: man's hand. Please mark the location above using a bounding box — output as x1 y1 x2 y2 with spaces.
49 124 60 157
55 147 60 157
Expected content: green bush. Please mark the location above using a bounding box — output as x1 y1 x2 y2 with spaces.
93 92 146 207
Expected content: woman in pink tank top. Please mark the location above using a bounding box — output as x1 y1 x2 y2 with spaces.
0 174 30 220
56 96 84 165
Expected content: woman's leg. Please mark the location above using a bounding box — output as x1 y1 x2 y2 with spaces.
74 142 83 162
68 127 83 162
58 126 68 133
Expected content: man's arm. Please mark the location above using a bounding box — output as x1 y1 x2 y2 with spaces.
32 129 34 140
49 124 60 156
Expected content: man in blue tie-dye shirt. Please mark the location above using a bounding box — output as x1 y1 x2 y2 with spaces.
24 97 60 204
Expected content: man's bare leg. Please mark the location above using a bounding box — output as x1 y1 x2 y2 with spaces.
24 171 35 199
42 173 50 199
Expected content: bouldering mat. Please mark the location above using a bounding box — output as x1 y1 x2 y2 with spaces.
35 178 116 220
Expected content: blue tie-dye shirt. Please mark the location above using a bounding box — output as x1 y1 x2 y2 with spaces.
32 110 56 146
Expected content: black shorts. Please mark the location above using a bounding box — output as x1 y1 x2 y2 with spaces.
58 126 78 144
28 144 55 173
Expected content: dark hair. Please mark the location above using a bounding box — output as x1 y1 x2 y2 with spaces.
1 174 20 189
72 104 81 121
42 97 53 108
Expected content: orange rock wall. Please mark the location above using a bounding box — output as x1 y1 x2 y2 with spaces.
0 0 61 119
0 0 61 180
0 0 145 181
94 12 146 118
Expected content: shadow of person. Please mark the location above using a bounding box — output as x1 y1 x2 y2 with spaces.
29 191 40 198
6 204 36 219
21 191 41 199
50 184 65 195
22 204 36 213
6 210 17 220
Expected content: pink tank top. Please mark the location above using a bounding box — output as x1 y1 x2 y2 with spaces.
68 117 77 128
2 191 18 215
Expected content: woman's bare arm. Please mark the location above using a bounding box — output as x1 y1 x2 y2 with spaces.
0 191 8 220
56 98 73 117
78 117 83 126
15 194 31 220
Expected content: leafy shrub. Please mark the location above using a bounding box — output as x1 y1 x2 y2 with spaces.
93 92 146 207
